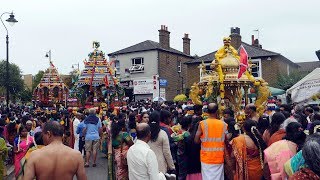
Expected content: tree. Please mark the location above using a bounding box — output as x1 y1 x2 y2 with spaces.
0 60 24 100
274 71 308 90
32 70 44 90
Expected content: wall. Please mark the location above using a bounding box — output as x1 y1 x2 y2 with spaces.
23 74 33 90
158 51 193 100
112 50 158 81
261 55 299 86
186 63 200 88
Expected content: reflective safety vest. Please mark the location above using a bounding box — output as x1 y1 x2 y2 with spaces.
200 118 227 164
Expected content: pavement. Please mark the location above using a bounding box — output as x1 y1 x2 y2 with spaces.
5 152 109 180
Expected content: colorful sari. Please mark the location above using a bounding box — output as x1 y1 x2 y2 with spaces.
289 168 320 180
112 132 131 180
232 135 263 180
0 138 8 178
14 136 33 177
284 150 305 177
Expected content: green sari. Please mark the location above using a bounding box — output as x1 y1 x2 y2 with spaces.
0 138 8 178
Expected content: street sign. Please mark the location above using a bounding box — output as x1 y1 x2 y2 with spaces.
159 79 168 87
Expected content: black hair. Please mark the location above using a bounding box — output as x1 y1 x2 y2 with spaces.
223 108 234 117
257 116 270 135
128 113 136 130
149 111 161 142
43 121 64 137
283 122 306 151
141 112 149 119
314 113 320 121
160 109 171 124
248 104 257 112
302 134 320 175
309 120 320 135
18 125 28 135
136 124 151 140
111 119 125 139
34 132 44 145
313 106 320 112
269 112 286 136
180 116 192 130
227 121 239 140
282 111 291 119
207 103 219 114
305 107 314 114
280 104 292 112
244 119 267 161
0 118 5 126
224 117 235 126
193 105 203 114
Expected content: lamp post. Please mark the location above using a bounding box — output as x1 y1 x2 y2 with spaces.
1 12 18 109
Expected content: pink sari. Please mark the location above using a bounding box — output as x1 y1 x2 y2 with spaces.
14 136 33 177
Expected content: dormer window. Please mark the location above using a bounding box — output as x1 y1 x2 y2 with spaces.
130 57 144 73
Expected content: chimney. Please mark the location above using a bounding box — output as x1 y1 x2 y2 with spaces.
316 50 320 61
230 27 241 50
159 25 170 49
182 33 191 55
251 35 255 45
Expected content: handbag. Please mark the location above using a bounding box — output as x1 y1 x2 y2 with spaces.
120 133 128 167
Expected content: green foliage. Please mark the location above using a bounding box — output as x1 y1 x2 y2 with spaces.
0 60 24 98
18 89 33 102
32 70 44 90
274 71 308 90
174 94 187 102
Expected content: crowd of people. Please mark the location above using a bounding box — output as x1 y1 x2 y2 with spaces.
0 99 320 180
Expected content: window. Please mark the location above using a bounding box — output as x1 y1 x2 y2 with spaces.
115 60 120 75
287 64 290 75
130 57 144 73
250 59 262 78
177 61 182 73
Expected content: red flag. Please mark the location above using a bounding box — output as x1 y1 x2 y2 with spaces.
238 45 248 79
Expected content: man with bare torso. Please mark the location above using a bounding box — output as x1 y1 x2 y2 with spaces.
23 121 87 180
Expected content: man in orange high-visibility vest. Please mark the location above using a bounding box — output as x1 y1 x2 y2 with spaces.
195 103 227 180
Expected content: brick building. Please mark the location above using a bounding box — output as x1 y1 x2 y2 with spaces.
23 74 33 90
108 25 194 101
185 27 299 87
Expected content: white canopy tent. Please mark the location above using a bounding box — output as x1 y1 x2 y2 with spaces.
286 68 320 103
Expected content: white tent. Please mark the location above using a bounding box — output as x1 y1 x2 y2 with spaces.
286 68 320 103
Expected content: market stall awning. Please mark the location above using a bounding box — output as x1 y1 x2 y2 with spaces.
248 86 285 98
286 68 320 103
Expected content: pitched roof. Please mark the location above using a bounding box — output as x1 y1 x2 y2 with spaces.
297 61 320 72
108 40 192 57
186 42 281 64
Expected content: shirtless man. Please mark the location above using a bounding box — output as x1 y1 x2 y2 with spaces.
23 121 87 180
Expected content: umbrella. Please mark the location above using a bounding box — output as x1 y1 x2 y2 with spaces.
153 97 166 102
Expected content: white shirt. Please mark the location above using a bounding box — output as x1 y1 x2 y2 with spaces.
73 118 80 139
127 139 159 180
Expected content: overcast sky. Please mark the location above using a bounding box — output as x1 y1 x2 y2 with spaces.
1 0 319 75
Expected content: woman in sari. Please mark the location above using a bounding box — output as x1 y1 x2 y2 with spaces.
232 119 267 180
17 131 45 179
13 125 33 178
264 122 306 180
290 133 320 180
111 118 133 180
0 135 8 178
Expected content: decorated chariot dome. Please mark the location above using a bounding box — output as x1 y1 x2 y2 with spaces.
190 37 271 121
33 60 68 105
